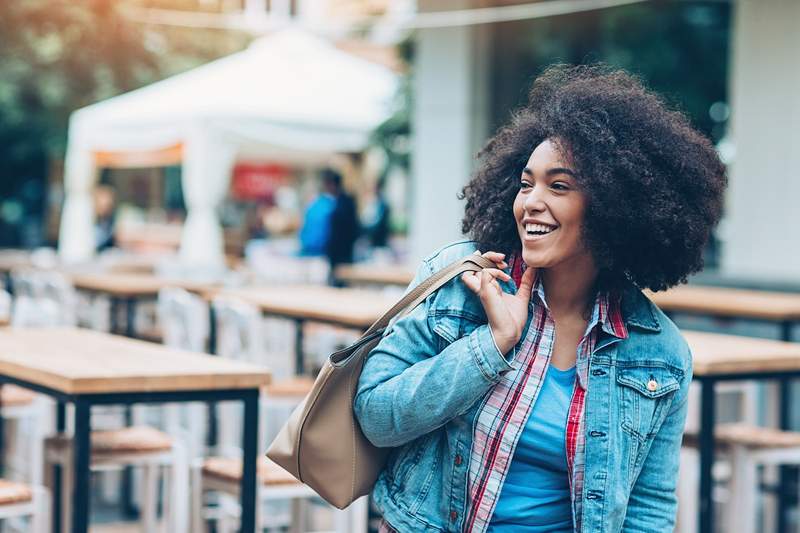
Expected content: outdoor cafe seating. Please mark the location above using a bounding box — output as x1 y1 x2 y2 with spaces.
3 249 800 533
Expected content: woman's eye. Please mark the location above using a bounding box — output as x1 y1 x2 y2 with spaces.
551 182 569 191
519 181 532 190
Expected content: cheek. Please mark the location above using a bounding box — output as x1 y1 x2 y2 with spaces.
512 193 524 220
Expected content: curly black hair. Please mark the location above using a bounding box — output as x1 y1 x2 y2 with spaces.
460 64 727 292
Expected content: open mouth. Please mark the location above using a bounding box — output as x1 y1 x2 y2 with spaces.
524 222 558 238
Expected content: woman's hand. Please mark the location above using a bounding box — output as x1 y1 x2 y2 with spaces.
460 251 536 355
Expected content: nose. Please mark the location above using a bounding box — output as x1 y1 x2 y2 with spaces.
523 186 547 214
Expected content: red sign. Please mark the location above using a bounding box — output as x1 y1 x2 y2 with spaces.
231 163 290 201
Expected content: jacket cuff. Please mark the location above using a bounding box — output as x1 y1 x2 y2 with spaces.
470 324 516 382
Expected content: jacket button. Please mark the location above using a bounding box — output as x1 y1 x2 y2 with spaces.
647 379 658 392
589 430 606 437
454 454 463 466
450 510 458 521
591 368 607 376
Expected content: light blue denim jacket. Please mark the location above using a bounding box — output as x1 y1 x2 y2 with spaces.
354 240 692 532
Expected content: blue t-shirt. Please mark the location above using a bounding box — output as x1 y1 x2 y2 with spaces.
488 365 576 532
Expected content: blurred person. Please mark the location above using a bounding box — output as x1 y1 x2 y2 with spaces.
355 65 726 532
298 179 336 256
362 178 392 249
321 168 360 279
94 185 117 251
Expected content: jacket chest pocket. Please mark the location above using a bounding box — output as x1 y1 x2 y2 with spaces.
616 365 680 441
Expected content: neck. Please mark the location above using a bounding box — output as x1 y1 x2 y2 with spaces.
540 256 598 318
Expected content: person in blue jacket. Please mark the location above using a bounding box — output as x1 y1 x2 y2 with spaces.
355 65 726 532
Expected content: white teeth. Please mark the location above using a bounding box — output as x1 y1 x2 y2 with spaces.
525 223 556 234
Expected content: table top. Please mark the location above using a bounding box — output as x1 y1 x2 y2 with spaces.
68 272 220 298
212 285 397 329
0 328 270 394
0 250 34 274
334 264 414 287
648 285 800 322
685 330 800 377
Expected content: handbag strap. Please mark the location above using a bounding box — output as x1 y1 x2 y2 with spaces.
363 253 496 337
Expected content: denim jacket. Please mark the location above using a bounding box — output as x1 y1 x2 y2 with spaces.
354 240 692 533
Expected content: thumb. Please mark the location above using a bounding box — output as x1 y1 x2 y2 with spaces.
516 266 537 300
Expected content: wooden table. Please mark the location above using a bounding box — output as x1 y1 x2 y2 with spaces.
686 330 800 533
0 250 33 291
649 285 800 335
334 264 414 287
68 272 220 338
0 327 270 533
650 285 800 531
212 285 396 373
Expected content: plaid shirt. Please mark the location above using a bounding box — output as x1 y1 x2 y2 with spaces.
464 256 627 533
380 255 627 533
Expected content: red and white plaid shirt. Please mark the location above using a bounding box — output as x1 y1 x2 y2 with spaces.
464 256 627 532
380 255 627 533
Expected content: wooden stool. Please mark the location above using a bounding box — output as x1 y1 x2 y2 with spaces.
192 455 367 533
0 478 49 532
681 423 800 533
44 426 188 533
1 385 48 487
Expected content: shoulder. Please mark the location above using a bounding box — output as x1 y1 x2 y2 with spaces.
408 240 485 321
420 240 480 273
649 303 693 378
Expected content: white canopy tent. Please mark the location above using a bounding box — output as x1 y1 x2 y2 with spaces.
58 28 397 270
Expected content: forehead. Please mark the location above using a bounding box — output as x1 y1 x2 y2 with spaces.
525 139 570 168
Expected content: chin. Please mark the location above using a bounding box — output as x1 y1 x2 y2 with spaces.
520 251 551 269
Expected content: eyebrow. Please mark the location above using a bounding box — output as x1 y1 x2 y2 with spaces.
522 167 577 178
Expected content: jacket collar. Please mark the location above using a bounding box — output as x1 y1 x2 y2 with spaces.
508 253 661 333
619 283 661 332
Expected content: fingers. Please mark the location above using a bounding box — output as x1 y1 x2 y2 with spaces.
515 265 537 302
476 269 508 321
460 268 510 294
474 250 508 270
460 271 479 293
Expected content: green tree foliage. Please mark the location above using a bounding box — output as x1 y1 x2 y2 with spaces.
370 37 413 175
490 2 731 142
0 0 248 246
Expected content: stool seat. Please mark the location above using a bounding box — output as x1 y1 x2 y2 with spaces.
47 426 174 455
203 456 299 486
684 423 800 451
264 376 315 398
1 384 36 407
0 479 33 505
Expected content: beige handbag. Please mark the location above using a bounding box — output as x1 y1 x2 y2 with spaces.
267 253 495 509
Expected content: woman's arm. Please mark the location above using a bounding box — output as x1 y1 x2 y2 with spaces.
621 347 693 531
353 259 515 448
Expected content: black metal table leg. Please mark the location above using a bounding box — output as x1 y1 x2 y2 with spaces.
778 321 795 532
53 401 66 533
207 304 219 451
110 297 120 335
124 297 137 339
72 399 91 533
122 297 138 516
294 319 305 374
699 378 716 533
240 389 259 533
0 383 4 478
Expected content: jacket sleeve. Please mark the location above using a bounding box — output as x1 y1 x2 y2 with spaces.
621 347 693 531
353 258 515 448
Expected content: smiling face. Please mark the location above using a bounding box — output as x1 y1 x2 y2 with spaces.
512 139 595 274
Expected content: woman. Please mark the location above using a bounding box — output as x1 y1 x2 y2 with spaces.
354 65 726 532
